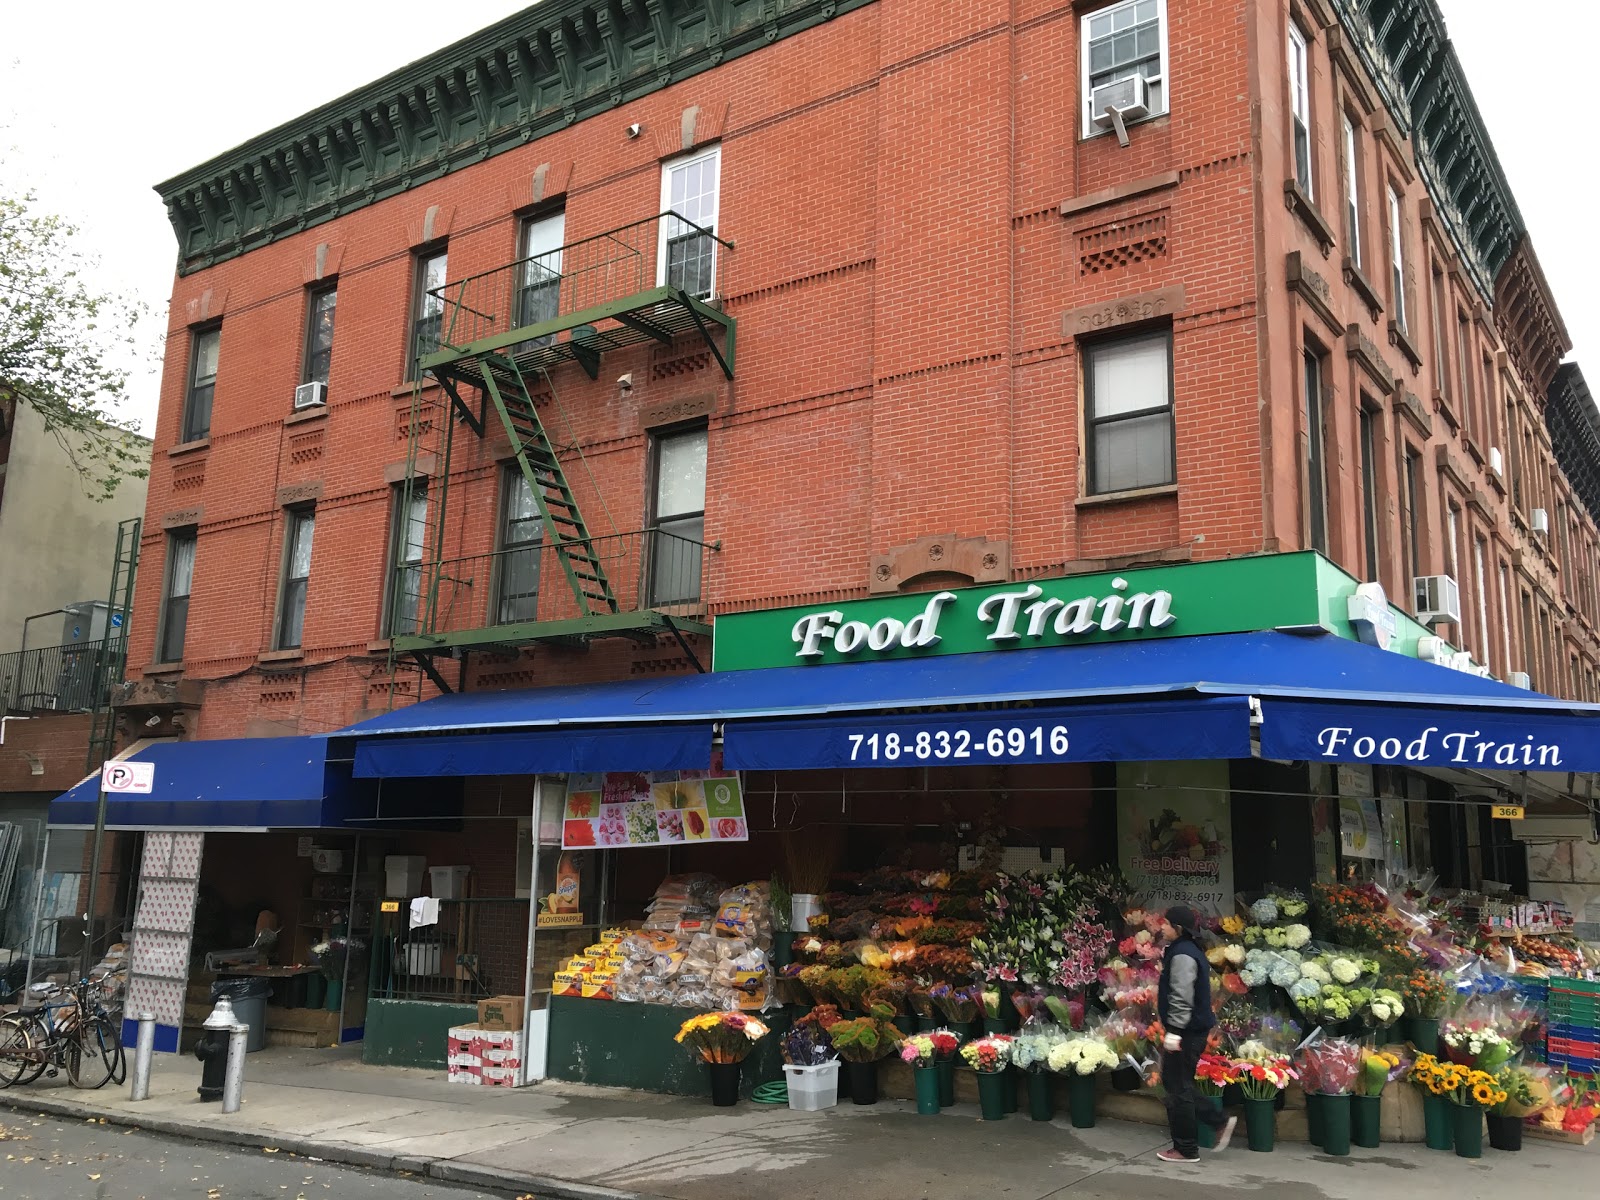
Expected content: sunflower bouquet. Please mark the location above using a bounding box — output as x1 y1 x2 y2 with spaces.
1408 1053 1504 1109
674 1012 771 1064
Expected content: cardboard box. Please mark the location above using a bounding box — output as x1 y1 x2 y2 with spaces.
476 1027 524 1049
477 994 525 1031
1524 1122 1596 1147
480 1064 520 1087
446 1069 482 1085
447 1023 483 1053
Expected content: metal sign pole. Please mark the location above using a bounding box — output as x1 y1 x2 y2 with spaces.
79 778 111 981
518 777 544 1087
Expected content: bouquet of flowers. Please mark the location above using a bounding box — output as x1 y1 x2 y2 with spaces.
1355 1049 1402 1097
827 1014 903 1063
1012 1022 1069 1073
798 965 843 1008
982 986 1002 1020
1048 1033 1118 1076
1490 1063 1553 1119
1232 1041 1296 1101
832 965 893 1012
1194 1051 1238 1098
899 1033 940 1069
1442 1025 1514 1071
1399 967 1450 1018
1408 1052 1446 1097
675 1012 771 1064
1243 888 1310 927
1438 1062 1505 1109
1299 1037 1360 1095
310 935 365 983
959 1034 1013 1074
1010 987 1047 1024
909 983 938 1021
781 1021 835 1066
1041 990 1088 1030
927 1028 961 1060
1102 1008 1154 1073
1242 923 1313 950
929 982 982 1024
1365 987 1405 1028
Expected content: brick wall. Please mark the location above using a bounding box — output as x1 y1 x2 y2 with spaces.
127 0 1596 744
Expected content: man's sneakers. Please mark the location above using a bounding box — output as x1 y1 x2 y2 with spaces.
1156 1149 1199 1164
1213 1116 1238 1152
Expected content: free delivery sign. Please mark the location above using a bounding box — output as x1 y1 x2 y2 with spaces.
1260 698 1600 771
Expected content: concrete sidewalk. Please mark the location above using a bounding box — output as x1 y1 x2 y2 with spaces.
2 1047 1589 1200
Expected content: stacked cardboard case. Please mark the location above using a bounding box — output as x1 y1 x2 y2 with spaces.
446 995 529 1087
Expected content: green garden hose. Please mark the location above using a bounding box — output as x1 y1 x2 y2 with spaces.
751 1080 789 1105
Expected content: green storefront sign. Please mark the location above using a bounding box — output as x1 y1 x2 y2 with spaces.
711 551 1486 674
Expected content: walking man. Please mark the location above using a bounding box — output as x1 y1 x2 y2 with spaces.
1155 905 1235 1163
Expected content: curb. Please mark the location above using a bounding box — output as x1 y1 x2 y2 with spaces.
1 1093 656 1200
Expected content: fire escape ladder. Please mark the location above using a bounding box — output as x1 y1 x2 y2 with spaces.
479 353 619 617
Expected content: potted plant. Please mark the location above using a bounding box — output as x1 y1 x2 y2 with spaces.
900 1033 942 1115
310 935 363 1011
828 1010 903 1105
1486 1064 1551 1151
1013 1023 1069 1122
1193 1052 1237 1148
1300 1038 1359 1155
1232 1044 1296 1152
1409 1052 1454 1151
1400 969 1449 1053
928 1027 961 1107
780 1022 838 1112
1047 1031 1116 1128
1352 1048 1401 1148
674 1012 771 1106
961 1034 1014 1121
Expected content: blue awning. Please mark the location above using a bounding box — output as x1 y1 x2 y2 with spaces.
1259 697 1600 772
353 723 712 779
722 697 1252 770
49 737 355 830
338 629 1600 775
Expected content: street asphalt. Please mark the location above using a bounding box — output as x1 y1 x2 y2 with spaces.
0 1113 513 1200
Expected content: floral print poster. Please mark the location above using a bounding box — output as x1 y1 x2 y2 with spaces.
562 771 746 849
1115 760 1233 918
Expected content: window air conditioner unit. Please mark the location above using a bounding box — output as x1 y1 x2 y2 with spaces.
1508 671 1532 690
1531 507 1550 535
1090 76 1150 128
1413 574 1462 627
1488 446 1504 477
293 381 327 410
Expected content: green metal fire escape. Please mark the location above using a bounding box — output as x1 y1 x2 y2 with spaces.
388 212 732 688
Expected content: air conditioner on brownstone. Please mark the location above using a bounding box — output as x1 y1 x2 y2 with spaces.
1531 508 1550 535
1090 77 1149 147
1489 446 1504 477
293 381 327 410
1508 671 1533 690
1413 574 1462 627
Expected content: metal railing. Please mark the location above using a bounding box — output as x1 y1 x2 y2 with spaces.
369 898 529 1004
419 212 732 359
396 527 716 641
0 642 121 714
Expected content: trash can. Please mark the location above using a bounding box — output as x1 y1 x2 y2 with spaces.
211 977 272 1052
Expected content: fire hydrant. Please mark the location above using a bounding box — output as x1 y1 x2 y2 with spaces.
194 995 237 1101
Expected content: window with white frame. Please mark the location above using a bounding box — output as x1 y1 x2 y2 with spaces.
1083 329 1174 495
276 507 316 650
1342 115 1363 269
1387 185 1408 331
159 530 196 664
496 469 543 625
1288 23 1313 197
647 426 708 607
517 210 566 335
659 147 720 300
1081 0 1169 138
385 484 428 638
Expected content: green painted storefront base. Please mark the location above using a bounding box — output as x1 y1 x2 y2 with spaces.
547 997 791 1097
362 999 478 1070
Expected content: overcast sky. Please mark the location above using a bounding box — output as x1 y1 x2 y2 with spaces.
4 1 1594 435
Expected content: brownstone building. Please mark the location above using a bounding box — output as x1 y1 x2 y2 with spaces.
53 0 1599 1070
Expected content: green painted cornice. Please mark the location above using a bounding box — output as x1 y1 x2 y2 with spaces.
1328 0 1523 305
154 0 873 276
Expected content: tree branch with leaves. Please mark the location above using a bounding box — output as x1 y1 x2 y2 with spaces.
0 185 151 499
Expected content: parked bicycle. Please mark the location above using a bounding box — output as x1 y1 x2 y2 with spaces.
0 970 126 1090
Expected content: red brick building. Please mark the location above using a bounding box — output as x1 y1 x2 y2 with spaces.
91 0 1600 1064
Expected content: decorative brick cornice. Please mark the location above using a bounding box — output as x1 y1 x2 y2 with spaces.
1496 236 1573 397
154 0 874 275
1327 0 1521 304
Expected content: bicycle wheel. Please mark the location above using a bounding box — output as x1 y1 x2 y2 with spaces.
103 1018 127 1086
65 1017 119 1090
0 1017 36 1088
